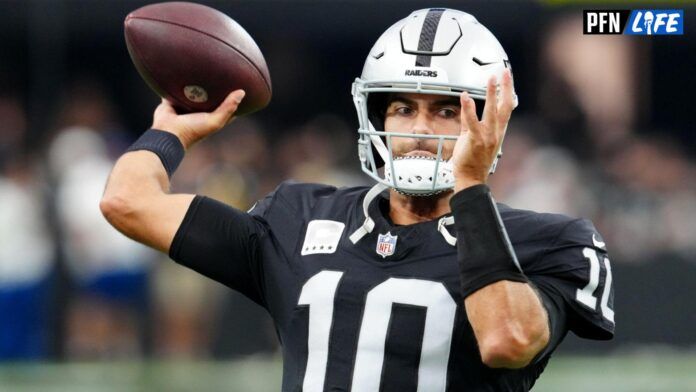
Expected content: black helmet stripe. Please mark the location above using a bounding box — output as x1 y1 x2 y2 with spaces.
415 8 445 67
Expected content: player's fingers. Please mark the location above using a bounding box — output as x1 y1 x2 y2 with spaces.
152 99 178 128
481 75 498 125
209 89 245 128
155 98 177 116
460 92 480 137
497 69 514 125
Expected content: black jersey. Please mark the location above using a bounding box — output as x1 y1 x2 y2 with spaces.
170 181 615 392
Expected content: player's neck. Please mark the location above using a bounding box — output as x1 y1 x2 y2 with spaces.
388 189 453 225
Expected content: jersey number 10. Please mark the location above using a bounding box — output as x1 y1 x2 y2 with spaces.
298 270 456 392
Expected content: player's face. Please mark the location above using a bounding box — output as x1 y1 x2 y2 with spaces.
384 93 460 160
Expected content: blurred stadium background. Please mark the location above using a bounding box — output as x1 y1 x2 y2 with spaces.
0 0 694 390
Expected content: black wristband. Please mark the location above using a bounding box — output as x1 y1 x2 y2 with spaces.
126 129 185 178
450 184 528 299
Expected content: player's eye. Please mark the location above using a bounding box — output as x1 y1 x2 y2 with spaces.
437 108 458 119
394 106 414 116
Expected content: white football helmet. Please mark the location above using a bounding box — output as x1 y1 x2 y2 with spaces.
352 8 518 196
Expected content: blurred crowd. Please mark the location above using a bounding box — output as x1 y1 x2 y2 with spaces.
0 13 693 361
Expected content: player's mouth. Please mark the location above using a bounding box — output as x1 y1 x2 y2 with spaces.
403 150 437 158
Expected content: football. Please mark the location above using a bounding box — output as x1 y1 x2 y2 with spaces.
124 2 271 115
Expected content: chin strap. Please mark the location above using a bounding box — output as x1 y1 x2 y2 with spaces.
437 215 457 246
349 183 389 244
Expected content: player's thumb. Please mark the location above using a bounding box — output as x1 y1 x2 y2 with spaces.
223 89 246 114
211 90 246 127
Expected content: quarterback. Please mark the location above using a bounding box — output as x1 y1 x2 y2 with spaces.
101 8 614 391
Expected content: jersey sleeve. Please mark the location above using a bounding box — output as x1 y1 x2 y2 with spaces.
169 195 270 306
527 218 615 341
169 181 336 307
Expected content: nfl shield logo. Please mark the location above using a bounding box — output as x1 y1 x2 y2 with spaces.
376 232 398 258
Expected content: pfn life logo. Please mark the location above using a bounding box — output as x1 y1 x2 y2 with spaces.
626 10 683 35
583 9 684 35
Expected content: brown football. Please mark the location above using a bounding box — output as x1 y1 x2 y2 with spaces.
124 2 271 115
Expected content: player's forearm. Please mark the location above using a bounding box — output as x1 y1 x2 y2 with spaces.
449 184 549 368
465 280 549 368
101 151 169 229
105 150 171 197
100 150 187 250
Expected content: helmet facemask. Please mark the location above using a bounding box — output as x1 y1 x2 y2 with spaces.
353 80 500 196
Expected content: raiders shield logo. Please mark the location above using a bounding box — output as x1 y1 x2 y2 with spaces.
376 232 397 258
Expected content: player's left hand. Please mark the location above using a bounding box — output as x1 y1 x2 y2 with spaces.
452 68 515 192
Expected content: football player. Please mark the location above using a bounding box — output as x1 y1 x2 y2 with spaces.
101 8 614 391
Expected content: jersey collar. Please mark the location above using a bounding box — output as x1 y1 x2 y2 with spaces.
349 183 457 247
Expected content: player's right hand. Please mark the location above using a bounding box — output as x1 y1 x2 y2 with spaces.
151 89 245 149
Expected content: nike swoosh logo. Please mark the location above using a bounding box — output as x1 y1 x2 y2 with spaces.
472 57 497 66
592 234 606 249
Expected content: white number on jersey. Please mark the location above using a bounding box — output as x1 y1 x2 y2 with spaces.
298 271 457 392
575 247 615 323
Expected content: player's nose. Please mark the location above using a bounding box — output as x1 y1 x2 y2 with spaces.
410 112 434 136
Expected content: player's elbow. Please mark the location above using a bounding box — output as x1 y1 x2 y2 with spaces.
100 194 141 232
479 339 535 369
479 323 550 369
